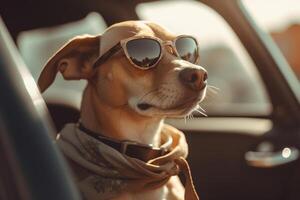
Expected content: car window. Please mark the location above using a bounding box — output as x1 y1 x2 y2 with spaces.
136 0 271 116
242 0 300 82
17 12 107 98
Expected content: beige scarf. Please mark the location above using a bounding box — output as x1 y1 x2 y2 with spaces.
57 123 199 200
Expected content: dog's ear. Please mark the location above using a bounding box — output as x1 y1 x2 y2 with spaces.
37 35 100 93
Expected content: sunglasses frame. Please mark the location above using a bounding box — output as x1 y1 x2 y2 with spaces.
93 35 200 70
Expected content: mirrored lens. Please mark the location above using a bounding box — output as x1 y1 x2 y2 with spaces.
126 38 161 69
175 37 198 63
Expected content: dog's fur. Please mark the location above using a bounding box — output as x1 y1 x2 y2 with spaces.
38 21 207 200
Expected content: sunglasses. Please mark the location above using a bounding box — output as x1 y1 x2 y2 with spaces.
93 35 200 70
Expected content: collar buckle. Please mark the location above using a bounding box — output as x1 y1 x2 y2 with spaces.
121 140 154 154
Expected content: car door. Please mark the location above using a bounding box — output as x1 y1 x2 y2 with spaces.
0 18 81 200
135 1 300 200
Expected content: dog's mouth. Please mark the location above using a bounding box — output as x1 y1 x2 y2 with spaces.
131 85 207 117
136 95 203 117
137 97 197 111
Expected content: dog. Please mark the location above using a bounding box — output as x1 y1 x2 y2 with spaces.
38 21 207 200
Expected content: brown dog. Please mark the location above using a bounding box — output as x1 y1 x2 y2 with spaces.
38 21 207 200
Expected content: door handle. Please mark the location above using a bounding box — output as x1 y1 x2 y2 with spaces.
245 142 299 168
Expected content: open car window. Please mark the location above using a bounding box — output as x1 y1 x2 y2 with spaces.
242 0 300 103
17 12 107 104
136 1 271 116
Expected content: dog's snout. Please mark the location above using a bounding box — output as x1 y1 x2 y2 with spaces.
179 68 208 91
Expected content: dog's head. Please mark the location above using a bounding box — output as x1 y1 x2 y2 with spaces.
38 21 207 118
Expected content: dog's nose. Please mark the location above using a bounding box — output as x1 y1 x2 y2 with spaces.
179 68 208 91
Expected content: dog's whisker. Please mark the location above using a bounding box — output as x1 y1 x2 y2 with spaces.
207 89 219 98
197 106 206 112
207 85 220 93
190 113 194 120
194 109 208 117
208 87 219 95
208 85 220 91
208 87 220 92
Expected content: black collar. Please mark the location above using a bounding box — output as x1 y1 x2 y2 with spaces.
78 123 171 162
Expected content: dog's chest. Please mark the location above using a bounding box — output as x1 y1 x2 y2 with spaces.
110 176 184 200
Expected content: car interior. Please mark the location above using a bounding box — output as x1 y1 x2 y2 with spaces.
1 0 300 200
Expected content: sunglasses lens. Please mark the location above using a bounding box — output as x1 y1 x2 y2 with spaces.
175 37 198 63
126 38 161 69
